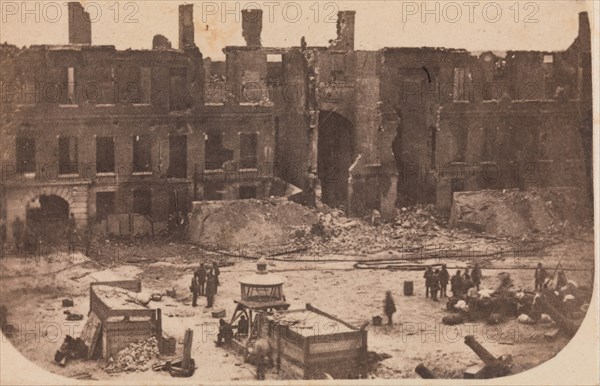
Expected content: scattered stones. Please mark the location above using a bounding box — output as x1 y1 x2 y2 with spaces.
104 337 160 373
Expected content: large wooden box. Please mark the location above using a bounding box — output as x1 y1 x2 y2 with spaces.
259 304 367 380
88 280 161 359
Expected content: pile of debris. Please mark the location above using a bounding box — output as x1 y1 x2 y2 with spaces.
450 188 592 239
303 204 500 257
104 337 160 373
187 198 319 255
188 199 516 258
392 205 444 232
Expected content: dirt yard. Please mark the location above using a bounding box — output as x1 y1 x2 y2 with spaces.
0 221 594 382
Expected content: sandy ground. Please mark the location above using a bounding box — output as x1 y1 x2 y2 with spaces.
0 231 594 381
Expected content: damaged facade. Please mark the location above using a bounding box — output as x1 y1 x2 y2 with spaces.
0 5 276 243
0 4 593 242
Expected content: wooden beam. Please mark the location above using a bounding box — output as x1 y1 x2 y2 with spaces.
182 329 193 370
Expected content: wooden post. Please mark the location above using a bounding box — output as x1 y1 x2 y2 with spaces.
360 322 369 378
415 364 436 379
156 308 162 340
182 329 193 370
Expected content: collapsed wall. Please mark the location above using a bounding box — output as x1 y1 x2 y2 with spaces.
449 188 592 238
187 199 318 252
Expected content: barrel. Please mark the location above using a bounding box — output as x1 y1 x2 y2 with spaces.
404 281 414 296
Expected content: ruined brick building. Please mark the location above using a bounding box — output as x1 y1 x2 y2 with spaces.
0 4 593 243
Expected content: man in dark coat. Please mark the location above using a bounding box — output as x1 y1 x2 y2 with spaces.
237 314 249 338
471 264 482 291
463 272 474 292
534 262 547 291
195 263 207 296
190 274 199 307
438 265 449 298
216 318 233 347
212 261 220 293
451 270 463 297
430 270 440 301
205 274 216 308
383 291 396 325
423 266 433 298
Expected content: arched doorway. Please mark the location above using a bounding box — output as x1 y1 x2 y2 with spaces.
317 111 355 208
26 195 70 245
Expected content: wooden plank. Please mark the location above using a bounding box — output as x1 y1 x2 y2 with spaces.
280 338 305 363
306 349 361 363
91 280 141 293
309 336 362 354
79 311 102 359
307 331 362 344
305 304 359 331
182 329 193 370
280 356 305 379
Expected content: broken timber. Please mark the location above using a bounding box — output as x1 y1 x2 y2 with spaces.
464 335 511 379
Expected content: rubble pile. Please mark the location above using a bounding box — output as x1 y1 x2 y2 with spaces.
187 198 319 254
303 204 498 257
104 337 160 373
450 188 592 239
188 198 531 258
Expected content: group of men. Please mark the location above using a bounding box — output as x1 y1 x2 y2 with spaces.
424 263 482 301
190 261 221 308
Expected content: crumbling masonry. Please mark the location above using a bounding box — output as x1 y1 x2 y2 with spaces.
0 4 593 242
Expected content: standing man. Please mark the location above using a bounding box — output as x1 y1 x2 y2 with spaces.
383 291 396 325
205 273 215 308
463 272 474 293
423 266 433 298
216 319 233 347
430 269 440 302
190 273 199 307
195 263 207 296
212 261 220 293
451 270 463 297
256 355 269 380
439 265 449 298
471 263 482 291
534 263 547 291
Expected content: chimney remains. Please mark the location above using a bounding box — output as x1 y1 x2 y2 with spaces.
68 2 91 45
179 4 195 49
242 9 263 47
330 11 355 51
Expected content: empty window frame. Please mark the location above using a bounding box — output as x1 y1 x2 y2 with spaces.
16 137 36 173
59 136 78 175
239 185 257 199
453 68 469 102
240 132 258 169
169 68 189 111
132 189 152 216
167 135 187 178
132 135 152 173
96 136 115 173
96 191 115 221
205 132 233 170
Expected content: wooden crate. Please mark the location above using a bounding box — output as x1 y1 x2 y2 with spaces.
88 280 161 359
259 304 367 380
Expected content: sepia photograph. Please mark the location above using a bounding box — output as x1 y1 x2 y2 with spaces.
0 1 598 384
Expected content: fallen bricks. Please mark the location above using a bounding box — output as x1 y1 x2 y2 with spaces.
464 335 512 379
104 337 160 373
